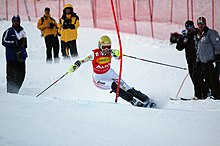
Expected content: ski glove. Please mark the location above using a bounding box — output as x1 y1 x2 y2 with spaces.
74 60 81 67
182 29 188 36
69 24 75 29
49 23 55 28
111 49 120 58
68 60 82 73
63 21 69 29
216 54 220 63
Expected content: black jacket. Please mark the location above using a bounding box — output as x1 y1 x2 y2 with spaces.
176 34 197 64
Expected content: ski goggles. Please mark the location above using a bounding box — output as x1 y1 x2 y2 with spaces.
101 44 111 50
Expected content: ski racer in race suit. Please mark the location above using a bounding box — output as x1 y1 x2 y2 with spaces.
67 35 156 108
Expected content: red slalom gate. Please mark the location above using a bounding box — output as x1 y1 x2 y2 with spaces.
110 0 123 103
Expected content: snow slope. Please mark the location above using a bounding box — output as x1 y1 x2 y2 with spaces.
0 21 220 146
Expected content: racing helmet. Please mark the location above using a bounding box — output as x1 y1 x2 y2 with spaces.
98 35 112 55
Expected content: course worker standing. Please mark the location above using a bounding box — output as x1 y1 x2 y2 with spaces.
2 15 28 93
57 4 80 58
37 7 60 63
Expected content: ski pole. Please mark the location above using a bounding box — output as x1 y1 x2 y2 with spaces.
123 54 187 70
36 72 69 97
175 73 189 99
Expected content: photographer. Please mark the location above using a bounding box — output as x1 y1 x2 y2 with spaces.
170 20 208 99
57 4 80 58
37 7 60 63
2 15 28 93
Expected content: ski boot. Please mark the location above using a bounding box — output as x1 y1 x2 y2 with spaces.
127 88 149 102
130 98 144 107
111 82 133 102
127 88 157 108
143 99 157 108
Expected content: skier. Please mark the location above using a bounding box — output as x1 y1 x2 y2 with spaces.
67 35 156 108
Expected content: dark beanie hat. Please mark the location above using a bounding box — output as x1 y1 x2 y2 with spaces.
45 7 50 11
185 20 194 30
12 15 20 23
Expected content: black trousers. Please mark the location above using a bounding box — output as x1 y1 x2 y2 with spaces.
45 35 59 60
188 61 196 83
193 61 220 99
188 61 209 98
61 40 78 57
6 61 26 93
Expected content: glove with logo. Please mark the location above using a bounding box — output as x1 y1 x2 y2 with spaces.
182 29 188 36
111 49 120 58
68 60 81 73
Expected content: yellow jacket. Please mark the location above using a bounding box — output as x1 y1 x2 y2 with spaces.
57 3 80 42
37 14 58 37
57 16 80 42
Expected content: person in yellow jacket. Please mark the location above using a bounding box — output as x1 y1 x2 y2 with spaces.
37 7 60 63
57 4 80 58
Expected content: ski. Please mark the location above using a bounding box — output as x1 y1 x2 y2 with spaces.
170 97 178 101
170 97 194 101
180 98 192 101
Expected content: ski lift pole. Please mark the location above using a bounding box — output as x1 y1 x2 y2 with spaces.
123 54 187 70
36 72 68 97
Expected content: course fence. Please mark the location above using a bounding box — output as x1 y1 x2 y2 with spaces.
0 0 219 40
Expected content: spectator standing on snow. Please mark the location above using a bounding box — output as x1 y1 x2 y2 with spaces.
57 4 80 58
194 16 220 100
176 20 197 83
37 7 60 63
175 20 209 99
2 15 28 93
67 35 156 108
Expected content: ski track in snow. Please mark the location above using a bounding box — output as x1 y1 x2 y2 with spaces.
1 20 220 146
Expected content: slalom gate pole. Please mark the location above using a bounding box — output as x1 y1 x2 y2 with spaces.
110 0 123 103
123 54 187 70
36 72 68 97
24 0 31 21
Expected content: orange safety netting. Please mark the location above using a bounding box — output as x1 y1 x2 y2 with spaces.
0 0 219 40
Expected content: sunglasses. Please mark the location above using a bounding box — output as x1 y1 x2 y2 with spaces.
197 21 205 25
65 9 72 14
13 20 20 23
